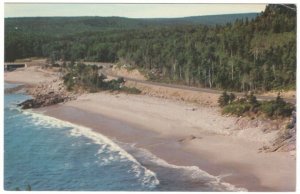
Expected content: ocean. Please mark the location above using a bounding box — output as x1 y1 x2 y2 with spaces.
4 83 245 191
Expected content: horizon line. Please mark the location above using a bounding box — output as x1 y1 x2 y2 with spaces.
4 11 260 19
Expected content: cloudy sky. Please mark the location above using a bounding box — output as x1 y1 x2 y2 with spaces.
5 3 267 18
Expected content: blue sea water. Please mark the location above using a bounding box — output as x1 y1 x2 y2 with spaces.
4 83 245 191
4 84 158 191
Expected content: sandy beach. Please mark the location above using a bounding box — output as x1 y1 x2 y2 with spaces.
4 67 296 191
4 66 57 85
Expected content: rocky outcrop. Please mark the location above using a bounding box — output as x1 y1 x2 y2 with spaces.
260 111 296 153
18 92 73 109
18 79 77 109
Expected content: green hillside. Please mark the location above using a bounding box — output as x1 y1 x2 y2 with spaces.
5 13 258 37
4 4 296 92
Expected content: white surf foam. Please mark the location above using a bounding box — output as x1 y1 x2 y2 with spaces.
19 110 160 188
128 146 248 192
16 109 244 191
68 126 159 187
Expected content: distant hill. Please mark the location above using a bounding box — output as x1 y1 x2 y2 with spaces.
139 13 259 25
5 13 259 35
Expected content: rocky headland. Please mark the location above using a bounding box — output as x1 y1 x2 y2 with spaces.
18 79 77 109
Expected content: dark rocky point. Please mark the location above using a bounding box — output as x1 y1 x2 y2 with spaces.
18 92 72 109
17 79 77 109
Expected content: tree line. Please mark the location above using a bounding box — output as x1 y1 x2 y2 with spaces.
5 4 296 92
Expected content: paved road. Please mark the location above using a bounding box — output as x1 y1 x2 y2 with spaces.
108 74 296 104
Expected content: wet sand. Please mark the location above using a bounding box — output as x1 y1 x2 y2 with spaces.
4 67 296 191
37 92 296 191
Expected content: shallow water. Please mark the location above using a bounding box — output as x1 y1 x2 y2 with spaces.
4 91 158 191
4 84 244 191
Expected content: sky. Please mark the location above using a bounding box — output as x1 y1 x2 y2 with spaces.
4 3 267 18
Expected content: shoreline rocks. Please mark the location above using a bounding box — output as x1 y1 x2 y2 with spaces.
18 92 74 109
259 111 296 153
17 79 77 109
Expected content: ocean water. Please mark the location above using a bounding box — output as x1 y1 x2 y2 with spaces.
4 83 245 191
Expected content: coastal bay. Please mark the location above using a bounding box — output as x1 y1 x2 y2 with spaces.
41 92 296 191
4 4 297 192
4 67 296 191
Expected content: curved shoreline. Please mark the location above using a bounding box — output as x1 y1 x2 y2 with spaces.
36 105 247 191
21 107 243 191
36 96 295 191
4 67 296 191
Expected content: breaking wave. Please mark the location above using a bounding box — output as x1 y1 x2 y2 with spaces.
20 110 159 188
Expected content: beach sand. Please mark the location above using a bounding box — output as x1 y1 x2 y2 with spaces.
39 92 295 191
5 67 296 191
4 66 57 85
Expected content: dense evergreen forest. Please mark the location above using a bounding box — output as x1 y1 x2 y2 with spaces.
5 4 296 92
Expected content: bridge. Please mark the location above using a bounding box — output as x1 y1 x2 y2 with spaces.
4 63 27 71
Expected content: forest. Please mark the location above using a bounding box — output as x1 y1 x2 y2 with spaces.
5 4 296 92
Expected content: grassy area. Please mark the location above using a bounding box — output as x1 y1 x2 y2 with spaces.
120 86 142 94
